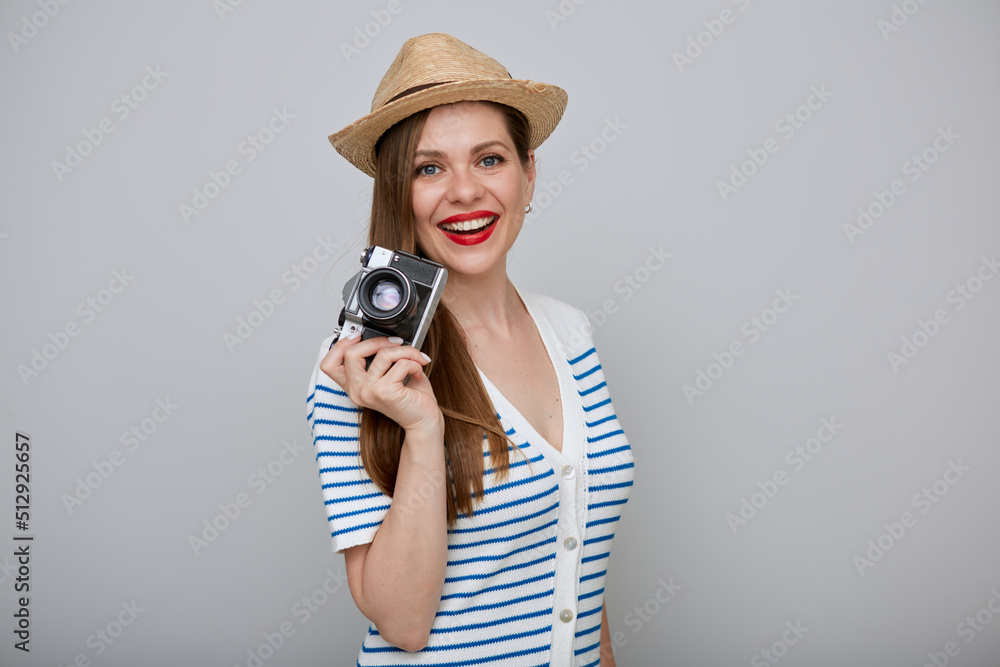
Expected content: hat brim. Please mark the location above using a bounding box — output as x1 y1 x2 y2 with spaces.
329 79 568 178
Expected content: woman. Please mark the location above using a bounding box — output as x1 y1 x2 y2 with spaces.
306 33 634 666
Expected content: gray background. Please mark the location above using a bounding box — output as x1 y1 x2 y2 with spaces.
2 0 999 665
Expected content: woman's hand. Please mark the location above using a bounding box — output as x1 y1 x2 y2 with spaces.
320 332 442 435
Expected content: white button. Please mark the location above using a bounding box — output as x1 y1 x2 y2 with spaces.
564 536 578 550
561 464 574 479
559 609 574 623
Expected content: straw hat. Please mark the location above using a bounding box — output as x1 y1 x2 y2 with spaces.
329 33 568 177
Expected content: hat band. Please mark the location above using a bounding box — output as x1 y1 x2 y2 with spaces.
385 81 454 106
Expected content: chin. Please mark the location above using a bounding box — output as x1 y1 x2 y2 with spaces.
448 253 506 278
434 246 508 279
419 232 511 273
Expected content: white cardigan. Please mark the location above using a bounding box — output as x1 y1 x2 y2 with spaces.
305 288 635 666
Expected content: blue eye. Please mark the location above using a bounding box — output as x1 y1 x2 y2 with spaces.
481 155 504 168
417 164 439 176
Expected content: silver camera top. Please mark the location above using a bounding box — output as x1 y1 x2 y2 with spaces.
362 246 394 268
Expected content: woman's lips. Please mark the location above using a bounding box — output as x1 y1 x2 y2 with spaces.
437 210 499 246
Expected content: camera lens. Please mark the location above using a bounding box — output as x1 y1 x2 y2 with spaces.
371 281 402 311
358 267 415 324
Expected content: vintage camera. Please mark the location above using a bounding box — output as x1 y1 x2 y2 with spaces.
333 246 448 357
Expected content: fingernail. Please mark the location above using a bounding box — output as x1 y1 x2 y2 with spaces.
346 330 361 340
420 352 431 363
387 336 404 344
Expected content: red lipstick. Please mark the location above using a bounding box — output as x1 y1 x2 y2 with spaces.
437 210 499 246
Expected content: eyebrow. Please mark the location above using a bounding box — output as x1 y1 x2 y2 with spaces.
413 140 511 161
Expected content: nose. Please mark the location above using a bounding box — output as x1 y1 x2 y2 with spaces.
445 165 485 205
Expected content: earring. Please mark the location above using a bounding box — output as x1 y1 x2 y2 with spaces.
524 202 533 214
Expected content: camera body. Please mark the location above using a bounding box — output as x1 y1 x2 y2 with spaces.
335 246 448 353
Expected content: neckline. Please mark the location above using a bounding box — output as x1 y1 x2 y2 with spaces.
473 285 580 465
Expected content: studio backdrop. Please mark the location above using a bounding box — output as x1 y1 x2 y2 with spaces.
2 1 998 665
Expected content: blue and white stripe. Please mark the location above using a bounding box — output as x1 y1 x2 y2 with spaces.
305 291 634 666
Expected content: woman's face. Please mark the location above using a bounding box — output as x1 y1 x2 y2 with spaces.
409 101 535 281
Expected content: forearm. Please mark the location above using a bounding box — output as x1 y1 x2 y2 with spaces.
356 424 449 650
600 602 616 666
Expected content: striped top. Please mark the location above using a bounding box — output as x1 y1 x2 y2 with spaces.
305 288 635 666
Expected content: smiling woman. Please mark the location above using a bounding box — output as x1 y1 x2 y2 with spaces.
305 33 635 666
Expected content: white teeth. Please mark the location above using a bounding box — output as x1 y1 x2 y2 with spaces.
441 216 495 232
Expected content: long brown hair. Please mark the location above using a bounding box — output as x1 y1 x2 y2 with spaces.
360 102 533 526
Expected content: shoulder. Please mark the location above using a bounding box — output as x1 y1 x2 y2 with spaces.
304 336 385 554
518 290 595 361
